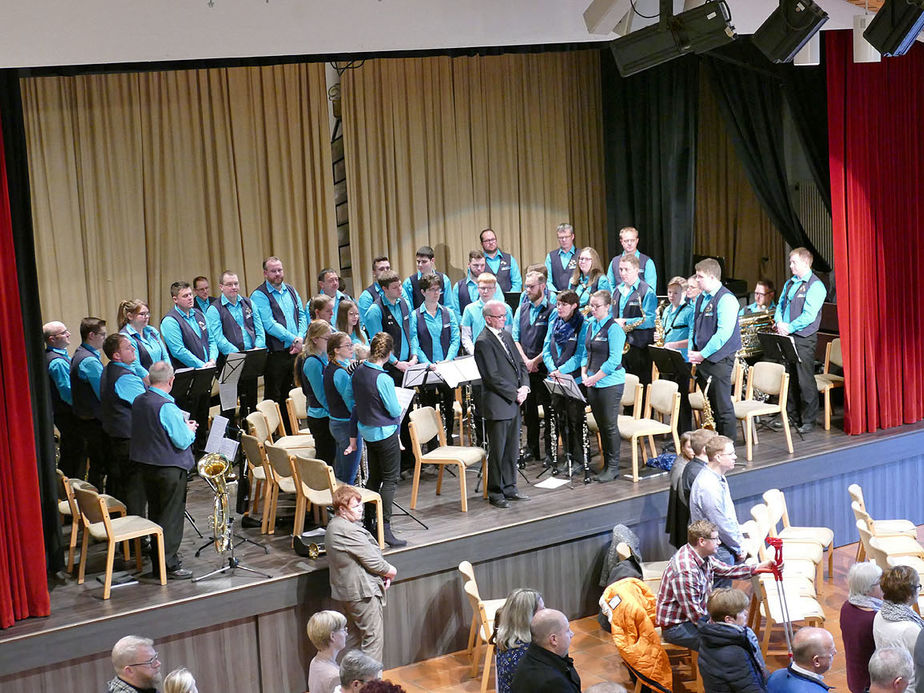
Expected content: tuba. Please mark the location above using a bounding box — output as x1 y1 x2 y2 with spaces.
198 452 233 553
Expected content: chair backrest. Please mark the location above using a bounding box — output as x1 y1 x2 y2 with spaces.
458 560 480 599
749 503 773 537
263 441 295 481
287 387 308 433
256 400 285 439
747 361 787 399
292 455 335 505
73 486 113 537
646 379 679 420
409 406 441 449
762 489 788 533
851 500 874 531
848 484 865 513
622 373 642 417
856 520 887 570
59 474 79 517
731 359 745 402
240 433 268 473
739 519 766 560
245 411 271 443
828 338 843 370
462 580 492 641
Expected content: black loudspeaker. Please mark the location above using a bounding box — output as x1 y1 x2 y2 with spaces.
863 0 924 57
752 0 829 64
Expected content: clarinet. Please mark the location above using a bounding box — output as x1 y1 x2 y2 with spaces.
582 414 591 483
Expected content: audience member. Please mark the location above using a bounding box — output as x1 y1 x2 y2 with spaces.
868 647 914 693
307 610 349 693
665 430 695 548
698 588 768 692
766 627 837 692
873 566 924 691
510 608 581 693
840 561 883 693
358 682 406 693
107 635 162 693
494 587 545 693
335 650 383 693
162 667 198 693
585 685 628 693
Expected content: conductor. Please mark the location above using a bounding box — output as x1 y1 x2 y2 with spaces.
473 300 531 509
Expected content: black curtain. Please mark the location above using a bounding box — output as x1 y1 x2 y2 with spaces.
0 70 63 574
600 50 699 293
702 41 831 273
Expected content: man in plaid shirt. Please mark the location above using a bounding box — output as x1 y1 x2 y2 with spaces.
656 519 773 651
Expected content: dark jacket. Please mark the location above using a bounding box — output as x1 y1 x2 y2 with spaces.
510 643 581 693
473 328 528 421
698 622 768 693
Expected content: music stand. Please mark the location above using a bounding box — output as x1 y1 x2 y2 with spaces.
503 291 522 314
172 365 217 411
649 346 692 379
239 347 268 382
539 375 587 487
756 332 805 440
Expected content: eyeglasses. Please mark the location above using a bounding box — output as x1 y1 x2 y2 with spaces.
487 313 506 319
128 653 160 668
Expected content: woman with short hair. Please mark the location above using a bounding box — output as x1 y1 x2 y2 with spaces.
841 561 883 693
873 565 924 691
306 609 348 693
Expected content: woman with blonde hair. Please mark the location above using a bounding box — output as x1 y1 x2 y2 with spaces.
494 587 545 693
118 298 168 372
568 247 610 311
306 609 348 693
163 667 198 693
296 320 336 465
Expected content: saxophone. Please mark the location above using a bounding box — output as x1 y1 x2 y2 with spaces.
621 296 647 355
198 452 233 553
653 300 667 347
701 376 716 431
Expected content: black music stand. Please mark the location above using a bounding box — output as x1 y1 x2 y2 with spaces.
756 332 805 440
649 346 692 379
503 291 522 314
172 365 217 410
539 375 586 487
238 347 268 383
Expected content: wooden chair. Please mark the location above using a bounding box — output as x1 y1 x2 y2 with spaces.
848 484 917 556
408 406 486 512
463 580 495 693
291 455 385 549
587 373 642 459
458 561 506 670
740 520 818 606
452 388 468 446
59 473 127 573
762 488 834 580
615 541 668 595
618 379 681 482
73 487 166 599
284 387 313 436
854 517 924 573
630 645 702 693
733 361 793 461
262 441 301 536
815 338 843 430
751 574 824 657
240 433 274 533
691 360 744 426
245 410 316 455
746 512 824 588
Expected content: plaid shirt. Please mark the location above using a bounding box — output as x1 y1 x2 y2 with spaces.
107 676 156 693
655 543 754 629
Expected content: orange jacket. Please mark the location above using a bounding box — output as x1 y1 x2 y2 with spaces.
600 577 672 691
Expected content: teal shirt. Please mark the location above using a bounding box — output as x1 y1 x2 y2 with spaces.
512 297 552 342
121 324 168 378
571 273 611 309
206 295 266 355
161 307 217 367
545 247 577 291
250 281 307 347
330 360 356 423
542 318 588 383
364 295 418 362
581 318 626 388
607 249 657 293
48 347 73 405
151 387 196 449
77 344 104 398
414 304 460 364
357 362 401 442
460 299 513 354
662 301 693 360
302 353 329 418
697 291 740 359
616 279 657 329
775 271 826 333
112 361 147 405
484 250 523 291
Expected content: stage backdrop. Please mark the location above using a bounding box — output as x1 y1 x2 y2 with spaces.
21 63 336 335
340 50 606 287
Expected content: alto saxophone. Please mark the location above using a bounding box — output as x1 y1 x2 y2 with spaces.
653 299 667 347
621 297 647 355
700 375 716 431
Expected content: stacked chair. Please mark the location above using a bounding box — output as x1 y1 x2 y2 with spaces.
458 560 506 693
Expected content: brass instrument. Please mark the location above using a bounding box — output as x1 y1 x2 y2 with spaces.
737 310 774 359
653 299 668 347
700 376 716 431
621 298 647 355
198 452 234 553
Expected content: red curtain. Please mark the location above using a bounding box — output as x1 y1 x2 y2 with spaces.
0 102 50 627
826 31 924 435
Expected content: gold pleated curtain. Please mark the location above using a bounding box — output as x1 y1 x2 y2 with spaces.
694 71 786 290
22 63 336 334
340 51 606 286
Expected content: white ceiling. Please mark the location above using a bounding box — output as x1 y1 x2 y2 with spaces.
0 0 870 70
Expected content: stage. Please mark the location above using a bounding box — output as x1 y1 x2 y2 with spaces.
4 414 924 692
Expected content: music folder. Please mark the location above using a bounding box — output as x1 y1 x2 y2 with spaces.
757 332 799 363
648 345 692 378
543 373 586 402
402 363 444 388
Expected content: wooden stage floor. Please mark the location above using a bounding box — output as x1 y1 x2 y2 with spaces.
5 411 924 678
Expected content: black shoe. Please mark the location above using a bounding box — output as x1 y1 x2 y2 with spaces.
594 465 619 483
383 524 407 548
768 416 787 431
489 497 511 509
166 567 193 580
240 515 262 529
797 423 816 434
505 493 531 501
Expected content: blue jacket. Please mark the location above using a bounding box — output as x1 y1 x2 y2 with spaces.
767 666 830 693
698 622 767 693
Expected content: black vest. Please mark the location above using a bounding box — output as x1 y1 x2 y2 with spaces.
548 249 578 291
693 286 742 362
485 251 514 292
517 301 553 360
408 272 449 310
352 362 400 428
618 280 655 347
548 315 584 379
253 283 300 352
323 361 352 420
778 274 823 337
45 349 71 417
586 317 622 375
122 328 153 370
215 296 256 350
300 354 326 409
162 308 209 368
416 305 452 362
101 363 135 438
455 278 476 316
70 345 102 420
129 390 195 470
375 296 411 356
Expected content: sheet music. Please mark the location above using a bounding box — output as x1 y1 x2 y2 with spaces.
433 356 481 388
218 351 246 411
402 363 444 388
218 438 239 461
544 373 586 402
395 387 416 422
205 415 229 454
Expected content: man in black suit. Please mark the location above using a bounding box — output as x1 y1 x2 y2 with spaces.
473 299 531 509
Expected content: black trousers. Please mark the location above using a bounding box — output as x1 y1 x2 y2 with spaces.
138 464 188 571
384 364 415 472
108 437 139 514
55 409 85 479
787 333 819 427
365 432 401 524
523 370 553 460
695 354 737 439
550 392 586 469
77 417 111 492
307 415 337 466
662 369 693 434
486 411 521 501
264 350 297 433
417 384 456 443
623 344 652 386
587 384 623 471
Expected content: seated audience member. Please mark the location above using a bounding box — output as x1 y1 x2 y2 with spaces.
868 647 914 693
307 610 349 693
585 685 628 693
698 588 767 692
656 520 771 651
510 608 581 693
873 566 924 691
766 627 837 692
840 561 883 693
335 650 383 693
495 588 545 693
107 635 162 693
163 668 198 693
358 683 406 693
665 431 695 549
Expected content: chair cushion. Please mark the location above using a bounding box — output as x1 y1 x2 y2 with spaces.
87 515 162 542
58 500 72 516
815 374 844 391
422 445 485 467
277 477 298 495
274 436 317 455
734 400 782 418
779 526 834 547
870 535 924 555
874 519 918 535
250 464 267 481
619 418 671 438
781 541 824 564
